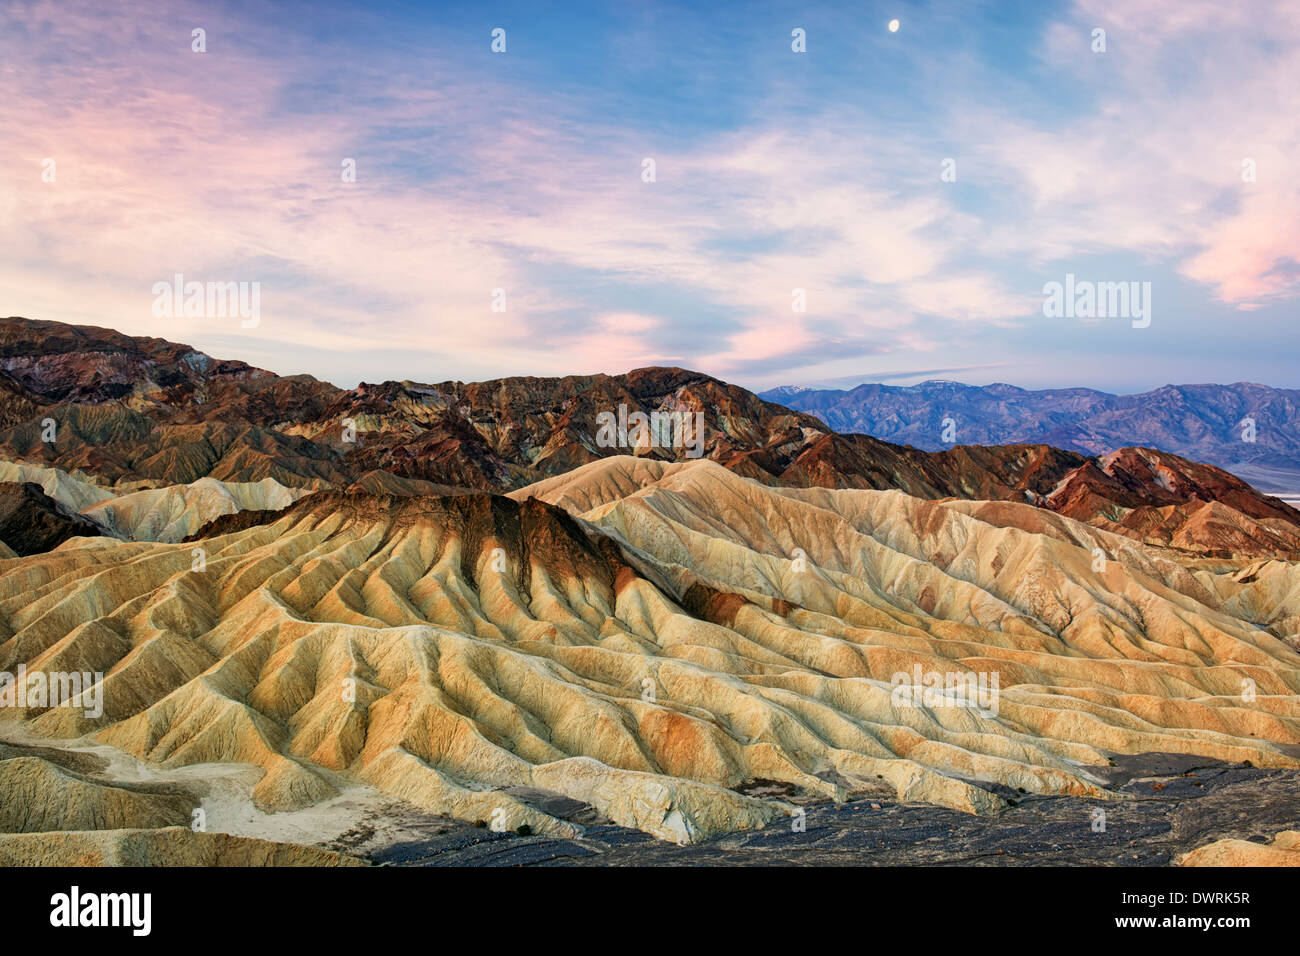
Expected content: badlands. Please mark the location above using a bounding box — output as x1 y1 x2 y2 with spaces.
1 454 1298 864
0 318 1297 865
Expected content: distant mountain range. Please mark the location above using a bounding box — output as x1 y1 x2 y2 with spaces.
761 381 1300 493
2 316 1299 558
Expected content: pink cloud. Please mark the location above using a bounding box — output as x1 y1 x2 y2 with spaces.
0 0 1295 390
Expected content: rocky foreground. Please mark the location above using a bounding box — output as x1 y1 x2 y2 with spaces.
353 753 1300 866
6 743 1294 865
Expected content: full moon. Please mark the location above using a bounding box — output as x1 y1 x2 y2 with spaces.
888 18 900 32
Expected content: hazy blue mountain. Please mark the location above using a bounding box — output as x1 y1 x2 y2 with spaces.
759 381 1300 492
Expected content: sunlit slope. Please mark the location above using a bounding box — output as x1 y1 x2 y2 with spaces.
0 457 1296 843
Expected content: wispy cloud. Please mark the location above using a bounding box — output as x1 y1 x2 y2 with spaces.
1 0 1296 392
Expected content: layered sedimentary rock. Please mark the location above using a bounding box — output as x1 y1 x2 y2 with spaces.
0 827 365 866
0 481 104 555
1 457 1295 846
1044 447 1300 555
0 458 307 550
1179 830 1300 866
3 318 1295 561
0 317 1297 856
0 754 193 833
0 459 116 512
80 476 308 543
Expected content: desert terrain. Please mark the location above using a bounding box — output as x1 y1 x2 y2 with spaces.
1 319 1298 866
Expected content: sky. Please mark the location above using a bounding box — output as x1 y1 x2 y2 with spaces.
1 0 1297 394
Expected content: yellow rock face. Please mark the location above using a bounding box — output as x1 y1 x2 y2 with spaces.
1179 830 1300 866
79 476 309 543
0 458 308 544
1 457 1297 843
0 827 365 866
0 755 192 833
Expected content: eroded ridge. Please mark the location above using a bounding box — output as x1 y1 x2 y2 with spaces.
1 458 1297 843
